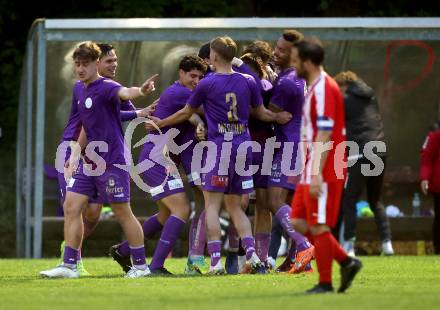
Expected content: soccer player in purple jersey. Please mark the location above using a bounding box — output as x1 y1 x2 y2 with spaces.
265 30 315 274
148 36 292 274
239 52 276 270
109 55 207 275
79 43 154 235
187 42 255 275
197 42 262 274
56 43 154 276
40 41 157 278
243 40 278 83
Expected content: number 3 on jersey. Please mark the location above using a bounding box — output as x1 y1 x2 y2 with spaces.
226 92 238 122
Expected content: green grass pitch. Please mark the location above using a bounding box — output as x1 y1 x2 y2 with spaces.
1 256 439 310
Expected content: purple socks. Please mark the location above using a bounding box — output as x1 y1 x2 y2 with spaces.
275 204 306 249
188 215 199 254
207 241 221 266
63 246 78 268
118 214 163 257
255 232 271 262
241 236 256 260
130 245 147 270
190 210 206 257
150 215 185 271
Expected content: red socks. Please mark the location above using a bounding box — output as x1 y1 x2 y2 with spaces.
313 231 349 284
313 232 333 284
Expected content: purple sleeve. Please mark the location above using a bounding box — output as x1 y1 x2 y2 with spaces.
120 100 136 111
271 81 295 111
120 110 137 121
248 77 263 108
188 80 207 108
107 83 122 106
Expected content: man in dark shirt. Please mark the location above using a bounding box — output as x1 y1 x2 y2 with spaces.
334 71 394 256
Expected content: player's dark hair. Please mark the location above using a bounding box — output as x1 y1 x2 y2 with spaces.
243 40 272 64
179 54 207 73
73 41 101 62
97 43 115 59
282 29 304 44
294 38 325 66
210 36 237 63
240 53 265 79
334 71 358 86
198 42 211 59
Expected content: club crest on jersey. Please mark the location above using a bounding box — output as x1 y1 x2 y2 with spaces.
270 163 282 179
85 97 93 109
211 175 229 188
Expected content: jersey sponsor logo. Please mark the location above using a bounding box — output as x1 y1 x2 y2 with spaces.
188 172 200 183
106 186 124 194
241 179 254 190
168 178 184 190
85 97 93 109
211 175 229 188
150 185 164 196
114 193 125 198
270 163 282 179
67 178 75 188
108 177 115 187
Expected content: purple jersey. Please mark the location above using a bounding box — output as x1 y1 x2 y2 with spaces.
61 81 83 142
62 83 136 145
142 81 195 169
234 63 262 94
152 81 193 134
138 82 193 199
120 100 137 122
188 72 263 141
270 68 305 143
75 77 126 165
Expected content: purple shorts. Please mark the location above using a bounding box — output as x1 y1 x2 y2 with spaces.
177 138 203 187
139 142 185 201
66 162 130 204
59 148 103 204
58 171 103 204
267 146 301 190
202 141 254 195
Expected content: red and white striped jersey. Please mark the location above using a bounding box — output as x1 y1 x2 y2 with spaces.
300 71 346 184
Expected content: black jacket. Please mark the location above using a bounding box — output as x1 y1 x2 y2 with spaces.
344 79 386 154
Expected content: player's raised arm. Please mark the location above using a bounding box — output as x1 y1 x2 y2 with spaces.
251 104 292 124
118 74 159 101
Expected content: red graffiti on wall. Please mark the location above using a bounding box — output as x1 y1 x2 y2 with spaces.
383 40 435 97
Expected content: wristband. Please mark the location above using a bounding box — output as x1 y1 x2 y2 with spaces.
138 87 146 96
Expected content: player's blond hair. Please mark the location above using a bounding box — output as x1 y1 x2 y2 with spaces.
243 40 273 64
73 41 101 62
210 36 237 63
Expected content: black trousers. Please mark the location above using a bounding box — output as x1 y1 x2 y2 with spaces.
342 156 391 242
433 193 440 254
